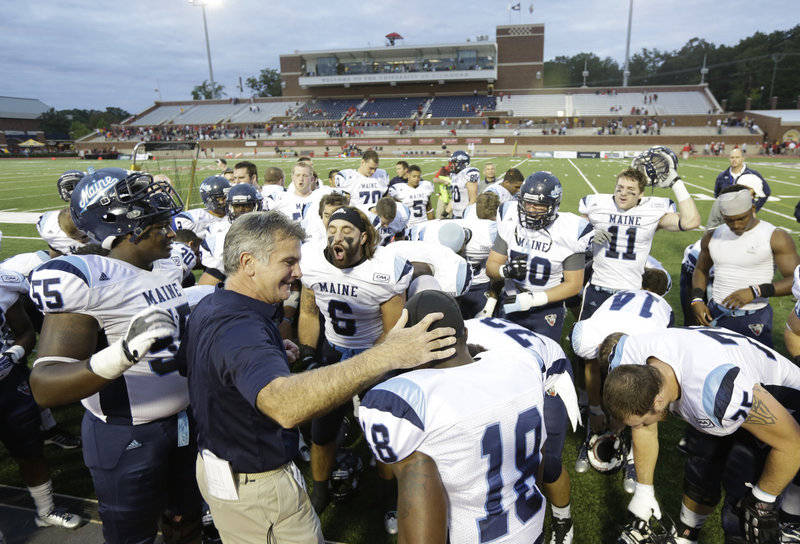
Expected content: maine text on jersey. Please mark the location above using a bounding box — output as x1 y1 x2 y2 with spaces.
608 214 642 226
317 283 360 297
142 282 183 305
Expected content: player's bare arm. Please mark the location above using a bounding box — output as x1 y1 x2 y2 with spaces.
485 249 508 281
377 292 406 344
742 384 800 496
30 312 104 407
391 451 448 544
691 230 715 325
297 285 320 349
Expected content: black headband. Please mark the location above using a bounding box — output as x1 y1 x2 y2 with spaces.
329 207 366 232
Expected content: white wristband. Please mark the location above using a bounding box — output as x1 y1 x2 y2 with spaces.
4 345 26 364
635 482 656 500
86 339 137 380
672 179 690 202
752 484 777 503
498 266 506 279
532 291 549 307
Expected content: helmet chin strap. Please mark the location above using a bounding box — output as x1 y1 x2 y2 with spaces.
101 236 118 250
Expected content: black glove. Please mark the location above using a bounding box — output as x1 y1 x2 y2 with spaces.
741 490 778 543
298 345 318 372
502 257 528 281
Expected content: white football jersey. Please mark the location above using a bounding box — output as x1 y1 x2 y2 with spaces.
36 210 88 255
579 194 675 290
30 254 190 425
199 220 232 273
0 269 28 351
270 191 317 222
409 218 497 286
261 184 286 210
381 240 472 297
483 182 516 205
496 212 593 293
571 289 674 359
335 168 389 213
359 348 547 544
450 166 481 218
171 211 196 233
368 204 410 246
187 208 225 239
610 327 800 436
170 242 198 281
300 244 412 349
1 250 51 276
389 181 435 226
793 265 800 300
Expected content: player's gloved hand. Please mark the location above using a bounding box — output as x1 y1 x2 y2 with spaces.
502 291 548 314
627 483 661 521
297 344 318 372
741 488 779 543
501 257 529 281
0 345 25 382
593 228 613 247
87 306 177 380
654 149 681 188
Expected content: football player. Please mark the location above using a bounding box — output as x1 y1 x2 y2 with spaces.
197 183 263 285
465 315 580 544
388 164 435 226
603 328 800 544
334 150 390 213
29 168 203 543
444 150 480 218
486 171 594 342
482 167 525 205
359 290 549 544
579 147 700 319
368 196 410 246
297 206 413 530
189 174 230 238
0 268 80 529
270 162 323 222
37 169 93 256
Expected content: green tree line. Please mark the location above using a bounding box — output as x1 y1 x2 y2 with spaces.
543 25 800 110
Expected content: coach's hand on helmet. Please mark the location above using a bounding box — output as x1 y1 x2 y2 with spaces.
628 483 661 521
87 306 177 380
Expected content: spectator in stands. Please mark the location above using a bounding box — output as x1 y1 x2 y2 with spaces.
233 161 259 188
389 161 409 188
714 148 770 209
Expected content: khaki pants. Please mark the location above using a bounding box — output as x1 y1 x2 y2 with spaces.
196 454 324 544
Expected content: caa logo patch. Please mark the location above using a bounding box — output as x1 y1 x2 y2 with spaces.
544 314 557 327
748 323 765 336
373 273 390 283
1 275 20 283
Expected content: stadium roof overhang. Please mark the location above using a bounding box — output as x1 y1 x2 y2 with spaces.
293 41 495 61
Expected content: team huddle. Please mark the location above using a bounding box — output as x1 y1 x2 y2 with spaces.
0 145 799 544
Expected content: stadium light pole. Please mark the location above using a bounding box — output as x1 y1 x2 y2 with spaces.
189 0 217 100
622 0 633 87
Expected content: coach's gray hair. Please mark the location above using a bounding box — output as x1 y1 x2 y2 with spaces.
223 211 305 274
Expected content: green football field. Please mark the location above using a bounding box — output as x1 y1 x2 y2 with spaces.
1 154 799 543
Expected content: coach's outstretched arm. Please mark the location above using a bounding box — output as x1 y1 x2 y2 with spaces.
256 310 455 429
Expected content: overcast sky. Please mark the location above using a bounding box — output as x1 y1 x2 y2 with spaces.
1 0 794 115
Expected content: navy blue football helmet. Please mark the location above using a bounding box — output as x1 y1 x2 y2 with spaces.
226 183 263 221
70 168 183 248
449 150 470 174
329 447 364 502
198 175 231 213
517 171 562 230
57 170 86 202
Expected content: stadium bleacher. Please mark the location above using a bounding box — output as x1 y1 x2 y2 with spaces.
295 99 363 121
129 105 190 126
500 94 568 118
229 101 295 123
426 95 497 118
357 97 426 119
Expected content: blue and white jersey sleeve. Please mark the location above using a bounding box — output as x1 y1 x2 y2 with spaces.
0 269 28 315
360 377 428 463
